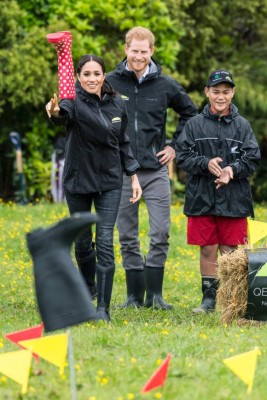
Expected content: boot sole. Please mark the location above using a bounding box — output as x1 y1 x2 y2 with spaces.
192 307 215 314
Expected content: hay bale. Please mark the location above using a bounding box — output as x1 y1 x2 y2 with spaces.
217 248 249 324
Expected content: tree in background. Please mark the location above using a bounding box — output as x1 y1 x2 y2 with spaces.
1 0 267 201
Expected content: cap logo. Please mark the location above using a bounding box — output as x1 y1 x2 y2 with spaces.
214 74 220 80
225 76 232 81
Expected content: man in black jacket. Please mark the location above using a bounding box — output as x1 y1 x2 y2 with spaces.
176 70 260 314
107 26 197 309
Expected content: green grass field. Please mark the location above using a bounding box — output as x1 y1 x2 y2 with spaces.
1 201 267 400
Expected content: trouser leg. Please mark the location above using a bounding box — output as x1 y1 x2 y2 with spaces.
141 168 172 309
65 191 97 297
116 174 144 270
116 174 145 305
94 188 122 321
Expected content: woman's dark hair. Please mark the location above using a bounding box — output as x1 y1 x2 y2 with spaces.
76 54 116 96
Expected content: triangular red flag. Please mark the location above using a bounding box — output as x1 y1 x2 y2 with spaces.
4 323 44 362
141 354 172 393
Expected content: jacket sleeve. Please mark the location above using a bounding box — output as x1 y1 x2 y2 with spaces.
175 121 210 175
168 79 198 148
49 99 74 126
118 100 140 175
229 121 261 179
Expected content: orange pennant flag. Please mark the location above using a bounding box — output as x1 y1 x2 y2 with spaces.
0 349 32 394
248 219 267 245
141 354 171 393
19 333 68 375
4 323 44 362
223 347 261 393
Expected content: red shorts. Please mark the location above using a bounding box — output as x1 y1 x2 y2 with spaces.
187 216 248 246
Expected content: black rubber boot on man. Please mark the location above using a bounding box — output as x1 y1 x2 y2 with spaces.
144 267 173 310
119 269 145 308
192 276 219 314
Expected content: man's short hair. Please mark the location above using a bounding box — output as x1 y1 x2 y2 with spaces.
125 26 155 48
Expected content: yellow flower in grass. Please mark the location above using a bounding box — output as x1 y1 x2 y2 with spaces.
130 357 137 363
127 393 135 399
155 393 162 399
0 339 3 348
97 370 104 376
0 376 7 383
100 377 108 385
229 348 235 353
75 364 81 371
88 397 97 400
156 358 162 366
199 333 207 339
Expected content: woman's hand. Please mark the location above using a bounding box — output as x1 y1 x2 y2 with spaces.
46 93 60 117
129 174 142 203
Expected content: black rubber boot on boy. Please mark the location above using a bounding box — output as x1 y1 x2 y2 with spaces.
96 264 115 322
26 212 98 332
119 269 145 308
76 249 97 300
144 266 173 310
192 276 219 314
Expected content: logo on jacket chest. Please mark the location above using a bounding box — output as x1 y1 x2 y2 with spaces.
112 117 121 124
231 146 239 154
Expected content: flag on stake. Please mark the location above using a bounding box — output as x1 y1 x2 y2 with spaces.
0 349 32 394
19 333 68 375
223 347 261 393
141 354 172 393
248 219 267 245
4 323 44 362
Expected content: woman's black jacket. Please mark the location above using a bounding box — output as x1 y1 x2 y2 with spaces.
176 104 261 217
50 86 140 194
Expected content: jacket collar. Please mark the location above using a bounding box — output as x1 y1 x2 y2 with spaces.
75 82 113 104
115 57 161 81
202 103 239 123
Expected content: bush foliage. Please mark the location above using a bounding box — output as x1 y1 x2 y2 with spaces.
1 0 267 200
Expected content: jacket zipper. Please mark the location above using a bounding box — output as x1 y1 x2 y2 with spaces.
134 86 139 159
98 106 109 194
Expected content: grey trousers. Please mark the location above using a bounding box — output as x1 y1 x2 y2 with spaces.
116 167 171 270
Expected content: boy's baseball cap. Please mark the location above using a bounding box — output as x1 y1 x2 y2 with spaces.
207 70 235 87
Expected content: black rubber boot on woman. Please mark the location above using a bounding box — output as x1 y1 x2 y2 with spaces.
96 264 115 322
76 248 97 300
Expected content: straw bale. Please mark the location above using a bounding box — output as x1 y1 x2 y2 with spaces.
217 248 256 325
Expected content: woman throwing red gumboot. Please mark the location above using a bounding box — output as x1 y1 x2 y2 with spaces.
46 53 142 322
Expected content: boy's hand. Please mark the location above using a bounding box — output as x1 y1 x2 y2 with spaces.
215 166 233 189
208 157 223 177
